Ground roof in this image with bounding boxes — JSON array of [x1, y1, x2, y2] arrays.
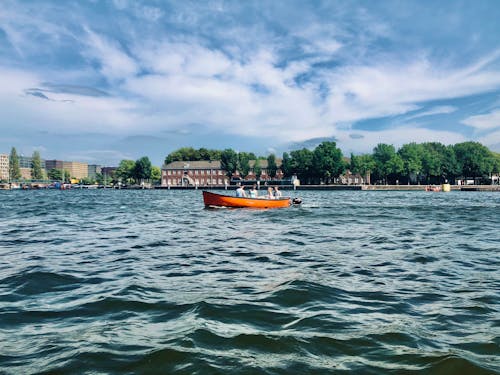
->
[[163, 160, 222, 169]]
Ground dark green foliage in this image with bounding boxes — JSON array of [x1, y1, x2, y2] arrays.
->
[[267, 154, 277, 178], [165, 147, 222, 164], [312, 142, 344, 183], [47, 169, 70, 182], [454, 142, 494, 178], [238, 152, 252, 178], [151, 166, 162, 183], [373, 144, 403, 184], [31, 151, 43, 180], [220, 149, 238, 177], [133, 156, 152, 182], [9, 147, 21, 180], [288, 148, 314, 183], [115, 160, 135, 183], [281, 152, 292, 177], [253, 159, 262, 179]]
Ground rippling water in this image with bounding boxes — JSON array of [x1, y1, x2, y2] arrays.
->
[[0, 189, 499, 374]]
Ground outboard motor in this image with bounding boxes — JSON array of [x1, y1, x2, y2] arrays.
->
[[292, 197, 302, 205]]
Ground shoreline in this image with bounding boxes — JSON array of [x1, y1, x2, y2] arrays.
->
[[2, 184, 499, 192]]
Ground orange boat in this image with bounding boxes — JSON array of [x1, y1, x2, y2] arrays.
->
[[203, 190, 291, 209]]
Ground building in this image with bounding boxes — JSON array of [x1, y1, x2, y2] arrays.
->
[[161, 161, 229, 187], [18, 156, 47, 180], [0, 154, 8, 181], [45, 160, 88, 179], [19, 155, 46, 170], [63, 162, 88, 179], [45, 160, 64, 170], [88, 164, 102, 179]]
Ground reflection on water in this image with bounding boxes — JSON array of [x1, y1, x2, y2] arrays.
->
[[0, 190, 499, 374]]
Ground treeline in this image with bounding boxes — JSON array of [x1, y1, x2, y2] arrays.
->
[[165, 141, 500, 185], [351, 142, 500, 184], [113, 157, 161, 184]]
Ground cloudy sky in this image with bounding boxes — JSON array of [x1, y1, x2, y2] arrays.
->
[[1, 0, 499, 166]]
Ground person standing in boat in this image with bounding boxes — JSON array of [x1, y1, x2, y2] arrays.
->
[[273, 186, 282, 198], [236, 184, 246, 197], [249, 185, 258, 198]]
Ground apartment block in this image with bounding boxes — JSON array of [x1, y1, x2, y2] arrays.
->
[[0, 154, 8, 181]]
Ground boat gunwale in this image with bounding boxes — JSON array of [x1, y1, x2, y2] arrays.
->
[[202, 190, 290, 202]]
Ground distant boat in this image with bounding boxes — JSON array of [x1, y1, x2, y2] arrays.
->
[[202, 190, 292, 209]]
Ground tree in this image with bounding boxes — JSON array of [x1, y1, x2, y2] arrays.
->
[[253, 159, 262, 179], [151, 166, 162, 184], [289, 148, 314, 183], [281, 152, 292, 177], [133, 156, 152, 182], [9, 147, 21, 180], [372, 144, 402, 184], [454, 142, 494, 179], [267, 154, 278, 178], [165, 147, 223, 164], [48, 169, 69, 182], [312, 141, 344, 184], [115, 160, 135, 183], [238, 152, 252, 178], [398, 143, 423, 183], [220, 149, 238, 177], [47, 168, 62, 181], [31, 151, 44, 180]]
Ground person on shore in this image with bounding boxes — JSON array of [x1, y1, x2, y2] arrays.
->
[[274, 186, 282, 198], [236, 184, 246, 197], [265, 187, 274, 199], [249, 184, 258, 198]]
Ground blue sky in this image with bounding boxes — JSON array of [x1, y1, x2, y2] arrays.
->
[[0, 0, 499, 166]]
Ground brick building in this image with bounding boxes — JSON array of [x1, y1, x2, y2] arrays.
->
[[162, 161, 229, 187]]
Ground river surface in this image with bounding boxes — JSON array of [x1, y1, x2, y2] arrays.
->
[[0, 189, 498, 374]]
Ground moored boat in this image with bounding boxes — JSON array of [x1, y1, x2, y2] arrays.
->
[[203, 190, 291, 208]]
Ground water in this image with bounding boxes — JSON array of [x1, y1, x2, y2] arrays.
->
[[0, 189, 498, 374]]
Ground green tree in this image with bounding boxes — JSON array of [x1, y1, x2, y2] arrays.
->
[[95, 173, 104, 185], [238, 152, 252, 178], [47, 168, 61, 181], [49, 169, 70, 182], [220, 149, 238, 177], [253, 159, 262, 179], [289, 148, 314, 184], [454, 141, 494, 179], [398, 143, 423, 183], [312, 141, 344, 184], [31, 151, 44, 180], [281, 152, 292, 177], [134, 156, 152, 182], [266, 154, 278, 178], [9, 147, 21, 180], [442, 145, 461, 183], [115, 160, 135, 183], [372, 144, 402, 184], [151, 166, 162, 183], [165, 147, 223, 164]]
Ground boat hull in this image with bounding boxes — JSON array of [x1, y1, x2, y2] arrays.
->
[[203, 191, 291, 208]]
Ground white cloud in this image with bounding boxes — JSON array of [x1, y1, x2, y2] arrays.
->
[[461, 109, 500, 130], [82, 28, 138, 81]]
